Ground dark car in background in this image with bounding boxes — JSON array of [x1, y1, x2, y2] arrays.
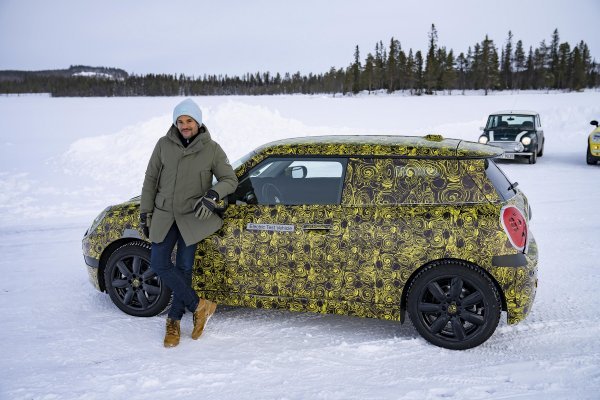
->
[[82, 134, 538, 350], [479, 110, 545, 164]]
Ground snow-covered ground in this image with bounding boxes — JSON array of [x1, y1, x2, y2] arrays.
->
[[0, 91, 599, 399]]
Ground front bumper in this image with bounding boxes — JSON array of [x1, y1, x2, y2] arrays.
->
[[488, 141, 535, 159], [83, 234, 102, 292], [496, 151, 533, 160]]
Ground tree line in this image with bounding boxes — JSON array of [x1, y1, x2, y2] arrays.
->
[[0, 26, 597, 97]]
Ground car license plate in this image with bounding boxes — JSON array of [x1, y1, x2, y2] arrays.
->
[[500, 153, 515, 160]]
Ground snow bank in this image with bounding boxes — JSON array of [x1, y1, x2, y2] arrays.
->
[[0, 92, 599, 400]]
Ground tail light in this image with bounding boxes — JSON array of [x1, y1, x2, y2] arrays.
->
[[500, 205, 528, 251]]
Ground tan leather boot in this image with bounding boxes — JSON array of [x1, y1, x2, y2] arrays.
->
[[192, 299, 217, 340], [164, 318, 181, 348]]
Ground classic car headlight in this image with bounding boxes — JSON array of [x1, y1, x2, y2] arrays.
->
[[521, 136, 532, 146], [86, 206, 110, 236], [479, 136, 489, 144]]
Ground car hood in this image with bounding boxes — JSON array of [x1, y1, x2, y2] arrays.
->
[[486, 128, 529, 141]]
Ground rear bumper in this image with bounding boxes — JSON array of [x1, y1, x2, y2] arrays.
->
[[492, 253, 527, 267], [491, 235, 538, 325]]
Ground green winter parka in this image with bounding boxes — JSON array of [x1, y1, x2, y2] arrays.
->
[[140, 125, 238, 246]]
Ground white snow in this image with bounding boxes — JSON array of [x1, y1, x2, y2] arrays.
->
[[0, 90, 599, 399]]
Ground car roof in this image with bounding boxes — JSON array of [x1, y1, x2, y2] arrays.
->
[[489, 110, 538, 116], [253, 135, 503, 159]]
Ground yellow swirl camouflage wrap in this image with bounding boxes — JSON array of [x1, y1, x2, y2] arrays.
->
[[82, 135, 536, 326]]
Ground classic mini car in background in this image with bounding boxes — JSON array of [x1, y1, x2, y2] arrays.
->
[[478, 110, 545, 164], [82, 134, 538, 350], [587, 120, 600, 165]]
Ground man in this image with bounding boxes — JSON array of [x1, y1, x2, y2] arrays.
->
[[140, 98, 238, 347]]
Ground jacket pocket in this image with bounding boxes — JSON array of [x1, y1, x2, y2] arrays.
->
[[200, 170, 213, 194], [154, 193, 167, 210]]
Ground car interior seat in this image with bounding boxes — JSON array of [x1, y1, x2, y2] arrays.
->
[[521, 121, 534, 129]]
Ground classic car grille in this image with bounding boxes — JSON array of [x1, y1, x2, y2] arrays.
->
[[488, 141, 524, 152]]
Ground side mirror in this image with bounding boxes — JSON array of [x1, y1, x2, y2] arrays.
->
[[591, 120, 599, 127], [285, 165, 308, 178]]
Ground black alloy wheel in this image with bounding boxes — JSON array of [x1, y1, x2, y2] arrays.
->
[[407, 261, 501, 350], [104, 242, 171, 317]]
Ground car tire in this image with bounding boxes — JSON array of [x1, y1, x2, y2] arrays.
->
[[587, 145, 597, 165], [528, 151, 537, 164], [104, 241, 171, 317], [537, 139, 544, 157], [407, 261, 501, 350]]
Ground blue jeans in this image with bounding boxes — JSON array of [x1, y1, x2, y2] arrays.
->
[[150, 223, 199, 320]]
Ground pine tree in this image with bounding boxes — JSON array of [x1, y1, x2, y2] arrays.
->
[[406, 49, 416, 94], [363, 53, 375, 93], [557, 42, 571, 89], [424, 24, 439, 94], [352, 45, 361, 94], [441, 49, 457, 93], [387, 38, 400, 92], [477, 35, 500, 94], [456, 52, 468, 94], [501, 31, 513, 89], [513, 40, 526, 89], [550, 29, 560, 88], [525, 46, 535, 89], [397, 47, 408, 90], [414, 50, 424, 94]]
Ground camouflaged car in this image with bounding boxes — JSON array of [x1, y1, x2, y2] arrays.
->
[[82, 134, 538, 350]]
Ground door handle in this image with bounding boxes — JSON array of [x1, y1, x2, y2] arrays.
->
[[302, 223, 333, 231]]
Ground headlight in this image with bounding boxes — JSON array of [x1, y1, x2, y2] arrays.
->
[[86, 206, 110, 235], [521, 136, 532, 146], [479, 136, 489, 144]]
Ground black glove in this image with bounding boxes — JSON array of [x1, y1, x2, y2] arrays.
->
[[140, 212, 151, 239], [193, 190, 219, 221]]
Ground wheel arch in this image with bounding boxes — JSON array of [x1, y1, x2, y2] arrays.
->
[[399, 258, 508, 323], [97, 238, 150, 292]]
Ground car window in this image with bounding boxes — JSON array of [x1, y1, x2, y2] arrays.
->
[[233, 158, 346, 205], [484, 159, 516, 201], [343, 158, 487, 205], [486, 114, 535, 129]]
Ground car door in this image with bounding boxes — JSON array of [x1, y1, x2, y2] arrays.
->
[[223, 157, 348, 304], [535, 114, 544, 153]]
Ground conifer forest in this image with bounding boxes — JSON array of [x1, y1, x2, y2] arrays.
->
[[1, 26, 597, 97]]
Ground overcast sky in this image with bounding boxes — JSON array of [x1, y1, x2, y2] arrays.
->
[[0, 0, 597, 77]]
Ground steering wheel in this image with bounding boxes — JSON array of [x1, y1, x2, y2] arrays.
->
[[261, 183, 285, 204]]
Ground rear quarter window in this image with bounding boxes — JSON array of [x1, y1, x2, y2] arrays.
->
[[342, 158, 487, 205], [483, 159, 516, 201]]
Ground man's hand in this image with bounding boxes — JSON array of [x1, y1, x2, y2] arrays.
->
[[194, 191, 219, 220], [140, 212, 151, 238]]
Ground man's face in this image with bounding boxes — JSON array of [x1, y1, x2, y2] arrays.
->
[[176, 115, 199, 139]]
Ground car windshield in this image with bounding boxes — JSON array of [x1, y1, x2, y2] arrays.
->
[[486, 114, 535, 130], [231, 150, 256, 171]]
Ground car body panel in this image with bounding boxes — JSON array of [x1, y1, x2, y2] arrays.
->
[[83, 135, 537, 326]]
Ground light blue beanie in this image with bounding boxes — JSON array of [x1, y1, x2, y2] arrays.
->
[[173, 98, 203, 126]]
